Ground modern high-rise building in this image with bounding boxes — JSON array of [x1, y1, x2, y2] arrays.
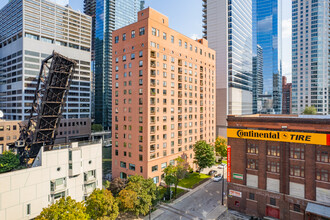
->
[[202, 0, 253, 137], [253, 45, 264, 114], [254, 0, 282, 114], [282, 76, 292, 114], [111, 8, 216, 181], [0, 0, 92, 121], [291, 0, 329, 115], [90, 0, 144, 130]]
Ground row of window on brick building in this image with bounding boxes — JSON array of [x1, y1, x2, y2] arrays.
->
[[246, 143, 330, 182]]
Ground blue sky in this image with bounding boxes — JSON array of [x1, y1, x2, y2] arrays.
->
[[0, 0, 292, 80]]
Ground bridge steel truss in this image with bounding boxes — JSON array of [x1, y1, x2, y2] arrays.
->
[[17, 52, 76, 164]]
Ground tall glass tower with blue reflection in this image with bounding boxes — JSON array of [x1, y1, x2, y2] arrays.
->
[[84, 0, 144, 130], [254, 0, 282, 114]]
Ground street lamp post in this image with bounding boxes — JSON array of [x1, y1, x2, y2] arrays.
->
[[222, 166, 224, 206]]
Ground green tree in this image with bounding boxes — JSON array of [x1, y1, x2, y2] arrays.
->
[[173, 156, 189, 197], [163, 165, 177, 199], [118, 175, 157, 216], [36, 196, 89, 220], [193, 140, 216, 173], [109, 177, 127, 196], [91, 124, 103, 132], [214, 136, 227, 162], [0, 151, 20, 173], [85, 189, 119, 220], [303, 106, 317, 115]]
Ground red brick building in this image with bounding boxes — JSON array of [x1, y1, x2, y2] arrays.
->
[[282, 76, 292, 115], [227, 115, 330, 220]]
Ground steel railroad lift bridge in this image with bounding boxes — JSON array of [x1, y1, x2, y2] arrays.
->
[[15, 52, 76, 167]]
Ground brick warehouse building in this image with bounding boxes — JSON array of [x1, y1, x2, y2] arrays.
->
[[227, 115, 330, 220], [111, 8, 216, 181]]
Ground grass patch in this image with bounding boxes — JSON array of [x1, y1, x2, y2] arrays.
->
[[178, 173, 210, 189], [158, 187, 186, 202]]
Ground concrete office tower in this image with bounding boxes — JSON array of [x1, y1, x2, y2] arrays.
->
[[0, 141, 102, 220], [0, 0, 92, 121], [282, 76, 292, 114], [253, 45, 264, 114], [111, 8, 216, 181], [92, 0, 145, 130], [203, 0, 253, 137], [255, 0, 282, 114], [291, 0, 329, 115]]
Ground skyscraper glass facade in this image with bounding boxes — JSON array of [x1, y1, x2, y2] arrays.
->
[[255, 0, 282, 114], [92, 0, 144, 130], [291, 0, 329, 115], [228, 0, 253, 93]]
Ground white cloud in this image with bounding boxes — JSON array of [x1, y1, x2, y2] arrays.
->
[[190, 33, 201, 40], [282, 18, 292, 39]]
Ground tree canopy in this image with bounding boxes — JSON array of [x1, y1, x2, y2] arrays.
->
[[303, 106, 317, 115], [91, 124, 103, 132], [36, 196, 89, 220], [118, 175, 157, 216], [85, 189, 119, 220], [109, 177, 127, 196], [214, 136, 227, 160], [193, 140, 216, 172], [0, 151, 20, 173]]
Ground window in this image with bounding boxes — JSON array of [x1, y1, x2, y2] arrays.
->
[[179, 39, 182, 46], [161, 162, 167, 169], [152, 27, 156, 36], [115, 36, 119, 43], [122, 33, 126, 41], [247, 143, 258, 154], [139, 155, 143, 161], [184, 42, 187, 49], [290, 165, 304, 177], [247, 159, 258, 170], [122, 55, 126, 61], [131, 30, 135, 38], [171, 35, 174, 43], [131, 53, 135, 60], [316, 169, 329, 182], [6, 125, 10, 131], [129, 163, 135, 171], [248, 193, 255, 200], [316, 150, 330, 163], [139, 27, 145, 36], [268, 145, 280, 157], [270, 198, 276, 206], [27, 204, 31, 215], [139, 51, 143, 57], [293, 204, 301, 212], [163, 32, 167, 40], [120, 161, 127, 168], [152, 165, 158, 172], [290, 146, 305, 160], [139, 61, 143, 67], [153, 176, 159, 184], [267, 161, 280, 173]]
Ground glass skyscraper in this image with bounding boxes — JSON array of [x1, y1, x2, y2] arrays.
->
[[84, 0, 144, 130], [254, 0, 282, 114], [203, 0, 253, 137], [291, 0, 329, 115]]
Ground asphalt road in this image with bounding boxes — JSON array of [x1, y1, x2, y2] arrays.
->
[[154, 180, 226, 220]]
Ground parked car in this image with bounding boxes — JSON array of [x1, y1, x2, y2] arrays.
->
[[208, 170, 217, 176], [218, 163, 227, 169], [213, 174, 223, 182]]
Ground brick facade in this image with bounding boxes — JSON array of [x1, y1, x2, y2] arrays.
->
[[227, 115, 330, 219]]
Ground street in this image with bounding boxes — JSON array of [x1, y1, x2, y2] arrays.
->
[[153, 178, 227, 220]]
